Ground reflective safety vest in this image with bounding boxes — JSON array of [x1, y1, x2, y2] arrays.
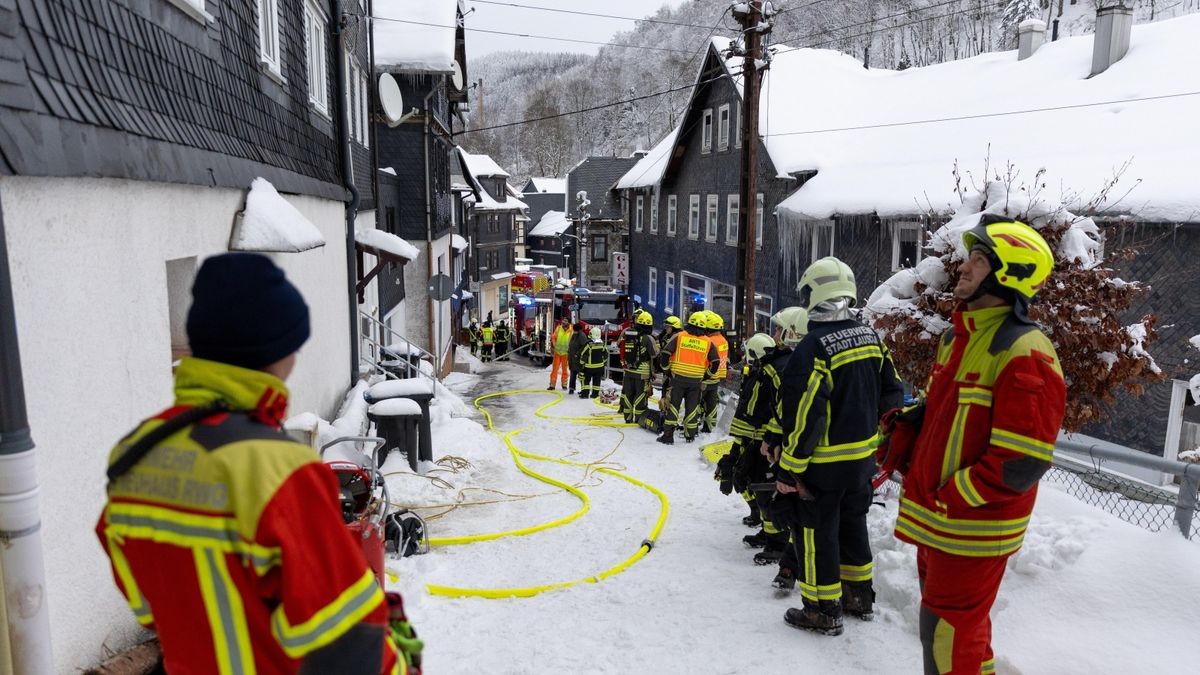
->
[[481, 327, 495, 345], [581, 341, 608, 369], [623, 330, 652, 375], [552, 326, 573, 355], [895, 306, 1066, 558], [96, 358, 398, 673], [703, 334, 730, 383], [670, 333, 711, 379]]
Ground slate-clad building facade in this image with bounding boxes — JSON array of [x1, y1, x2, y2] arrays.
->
[[566, 156, 636, 289]]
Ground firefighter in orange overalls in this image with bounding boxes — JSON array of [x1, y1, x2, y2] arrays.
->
[[547, 316, 574, 390], [895, 216, 1065, 675]]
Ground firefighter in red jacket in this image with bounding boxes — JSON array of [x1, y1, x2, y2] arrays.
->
[[895, 215, 1065, 675], [96, 254, 405, 674]]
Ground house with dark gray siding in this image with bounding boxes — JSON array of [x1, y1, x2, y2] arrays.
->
[[457, 149, 527, 324], [567, 156, 637, 289], [373, 0, 470, 372]]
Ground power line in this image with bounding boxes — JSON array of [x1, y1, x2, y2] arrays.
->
[[771, 0, 967, 46], [365, 14, 695, 54], [759, 91, 1200, 138], [455, 72, 738, 135], [772, 2, 993, 56], [470, 0, 717, 30]]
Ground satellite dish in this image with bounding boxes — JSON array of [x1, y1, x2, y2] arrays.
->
[[379, 73, 405, 127], [450, 60, 464, 91]]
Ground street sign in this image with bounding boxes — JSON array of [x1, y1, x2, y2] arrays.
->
[[428, 274, 454, 301], [611, 252, 628, 287]]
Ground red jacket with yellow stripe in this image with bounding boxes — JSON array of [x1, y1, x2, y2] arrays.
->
[[96, 358, 401, 674], [895, 305, 1066, 558]]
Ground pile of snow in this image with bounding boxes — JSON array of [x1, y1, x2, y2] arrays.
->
[[1189, 334, 1200, 404], [454, 345, 483, 374], [745, 14, 1200, 222], [284, 379, 377, 462], [374, 0, 458, 73], [356, 229, 420, 262], [229, 178, 325, 253], [450, 234, 468, 251]]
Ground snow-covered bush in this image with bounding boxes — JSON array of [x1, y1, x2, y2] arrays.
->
[[866, 161, 1164, 432]]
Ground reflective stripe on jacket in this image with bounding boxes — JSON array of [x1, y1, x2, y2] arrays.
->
[[774, 319, 904, 475], [666, 332, 715, 379], [581, 341, 608, 369], [703, 334, 730, 383], [96, 358, 396, 674], [481, 327, 495, 345], [895, 305, 1066, 558], [731, 347, 791, 442]]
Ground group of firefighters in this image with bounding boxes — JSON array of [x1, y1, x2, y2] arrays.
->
[[96, 215, 1064, 673], [709, 216, 1065, 675], [466, 320, 511, 362]]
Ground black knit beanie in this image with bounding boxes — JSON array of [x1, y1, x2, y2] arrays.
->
[[186, 253, 310, 370]]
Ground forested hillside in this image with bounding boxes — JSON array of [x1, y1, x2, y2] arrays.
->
[[458, 0, 1198, 182]]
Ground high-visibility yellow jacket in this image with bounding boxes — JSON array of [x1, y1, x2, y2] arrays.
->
[[481, 326, 495, 345], [552, 325, 573, 355], [96, 358, 400, 674], [895, 305, 1066, 558]]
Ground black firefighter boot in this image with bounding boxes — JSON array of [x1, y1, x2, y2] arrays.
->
[[841, 580, 875, 622], [752, 532, 789, 565], [742, 501, 762, 528], [656, 427, 675, 445], [784, 599, 844, 637]]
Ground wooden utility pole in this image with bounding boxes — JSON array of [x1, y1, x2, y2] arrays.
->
[[734, 1, 769, 341]]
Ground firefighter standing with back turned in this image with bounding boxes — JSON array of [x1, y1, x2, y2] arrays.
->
[[657, 312, 718, 444], [656, 315, 682, 419], [895, 215, 1065, 675], [699, 311, 730, 433], [96, 253, 406, 673], [765, 256, 903, 636]]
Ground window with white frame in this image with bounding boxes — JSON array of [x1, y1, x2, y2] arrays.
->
[[702, 109, 713, 153], [169, 0, 211, 22], [892, 222, 923, 271], [344, 51, 356, 141], [665, 271, 675, 312], [648, 268, 658, 307], [304, 1, 329, 114], [688, 195, 700, 239], [650, 193, 659, 234], [667, 195, 677, 236], [635, 195, 644, 233], [734, 106, 742, 148], [812, 221, 835, 261], [718, 103, 730, 150], [726, 194, 739, 244], [755, 193, 764, 248], [257, 0, 282, 76], [705, 195, 718, 242]]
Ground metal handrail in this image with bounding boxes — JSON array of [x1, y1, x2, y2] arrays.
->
[[1055, 437, 1200, 539], [358, 310, 438, 383]]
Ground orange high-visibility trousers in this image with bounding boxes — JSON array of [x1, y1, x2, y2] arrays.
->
[[549, 354, 570, 388], [917, 545, 1006, 675]]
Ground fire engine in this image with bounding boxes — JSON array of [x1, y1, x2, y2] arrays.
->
[[519, 285, 634, 369]]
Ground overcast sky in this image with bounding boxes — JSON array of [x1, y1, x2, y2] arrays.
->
[[464, 0, 694, 58]]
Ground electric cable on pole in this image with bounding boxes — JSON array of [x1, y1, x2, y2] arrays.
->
[[733, 1, 770, 342]]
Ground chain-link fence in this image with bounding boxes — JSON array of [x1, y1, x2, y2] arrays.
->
[[1044, 463, 1200, 540]]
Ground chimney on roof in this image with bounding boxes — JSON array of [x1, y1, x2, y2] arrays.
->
[[1091, 4, 1133, 77], [1017, 19, 1046, 61]]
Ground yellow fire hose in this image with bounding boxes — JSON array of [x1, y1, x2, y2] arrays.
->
[[422, 390, 670, 599]]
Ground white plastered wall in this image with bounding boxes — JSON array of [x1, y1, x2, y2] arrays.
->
[[0, 175, 352, 672]]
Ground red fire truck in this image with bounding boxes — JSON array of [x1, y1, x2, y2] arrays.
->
[[521, 286, 634, 368]]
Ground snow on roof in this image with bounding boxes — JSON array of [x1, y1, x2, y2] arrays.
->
[[355, 229, 420, 262], [491, 272, 514, 281], [526, 177, 566, 194], [768, 14, 1200, 223], [616, 125, 680, 189], [451, 234, 469, 251], [459, 150, 510, 178], [374, 0, 458, 73], [229, 178, 325, 253], [528, 211, 571, 237], [379, 167, 396, 175]]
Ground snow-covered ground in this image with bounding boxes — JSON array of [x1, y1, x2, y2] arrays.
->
[[378, 361, 1199, 674]]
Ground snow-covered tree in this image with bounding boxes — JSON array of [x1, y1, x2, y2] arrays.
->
[[866, 161, 1165, 431], [1002, 0, 1042, 31]]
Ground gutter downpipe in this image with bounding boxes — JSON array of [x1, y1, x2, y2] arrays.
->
[[424, 89, 438, 377], [0, 203, 54, 673], [334, 1, 361, 386]]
